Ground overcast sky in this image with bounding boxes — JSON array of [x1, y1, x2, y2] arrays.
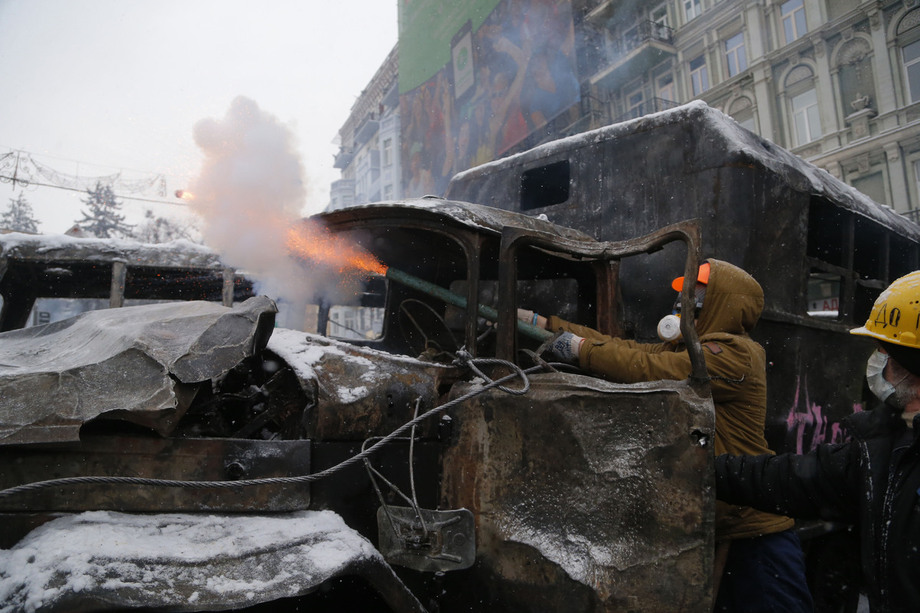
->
[[0, 0, 398, 234]]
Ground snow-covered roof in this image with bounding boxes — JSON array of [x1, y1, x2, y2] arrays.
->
[[449, 100, 920, 239], [317, 197, 596, 243], [0, 232, 227, 269]]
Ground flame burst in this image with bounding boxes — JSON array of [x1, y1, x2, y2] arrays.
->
[[285, 222, 387, 276]]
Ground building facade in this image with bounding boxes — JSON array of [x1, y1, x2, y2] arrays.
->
[[565, 0, 920, 222], [328, 45, 400, 212], [334, 1, 920, 223]]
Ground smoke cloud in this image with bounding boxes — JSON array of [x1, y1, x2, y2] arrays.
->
[[188, 96, 355, 328]]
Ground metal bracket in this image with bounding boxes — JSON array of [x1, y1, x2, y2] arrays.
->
[[376, 505, 475, 572]]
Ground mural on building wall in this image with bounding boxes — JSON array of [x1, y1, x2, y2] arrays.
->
[[398, 0, 580, 198]]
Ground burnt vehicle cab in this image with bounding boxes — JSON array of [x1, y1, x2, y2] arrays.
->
[[0, 231, 253, 331], [0, 203, 716, 612]]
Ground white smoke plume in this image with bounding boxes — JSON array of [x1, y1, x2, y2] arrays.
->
[[188, 96, 357, 328]]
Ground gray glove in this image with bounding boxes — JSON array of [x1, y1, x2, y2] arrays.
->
[[549, 331, 584, 363]]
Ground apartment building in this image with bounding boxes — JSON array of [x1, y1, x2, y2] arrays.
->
[[329, 45, 400, 212], [570, 0, 920, 221], [333, 1, 920, 222]]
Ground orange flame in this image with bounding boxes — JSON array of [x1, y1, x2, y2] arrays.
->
[[175, 190, 195, 200], [285, 222, 387, 276]]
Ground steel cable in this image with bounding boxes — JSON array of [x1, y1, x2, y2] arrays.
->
[[0, 355, 535, 500]]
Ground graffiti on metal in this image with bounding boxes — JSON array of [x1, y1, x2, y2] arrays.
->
[[785, 375, 864, 454]]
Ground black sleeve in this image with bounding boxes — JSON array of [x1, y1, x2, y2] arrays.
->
[[715, 443, 858, 524]]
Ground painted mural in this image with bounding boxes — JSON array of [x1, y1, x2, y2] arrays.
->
[[398, 0, 580, 198]]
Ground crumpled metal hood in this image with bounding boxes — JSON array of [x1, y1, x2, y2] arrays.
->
[[0, 296, 277, 445]]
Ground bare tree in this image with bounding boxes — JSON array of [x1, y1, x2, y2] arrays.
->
[[76, 181, 134, 238], [1, 192, 40, 233]]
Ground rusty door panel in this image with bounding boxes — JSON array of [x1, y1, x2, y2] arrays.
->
[[440, 373, 715, 613]]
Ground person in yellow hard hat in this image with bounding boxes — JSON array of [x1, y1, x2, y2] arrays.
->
[[715, 271, 920, 612], [520, 258, 813, 612]]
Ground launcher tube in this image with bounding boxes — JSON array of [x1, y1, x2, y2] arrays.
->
[[383, 267, 552, 342]]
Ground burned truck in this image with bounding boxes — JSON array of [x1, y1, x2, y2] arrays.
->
[[447, 100, 920, 456], [0, 205, 715, 612], [1, 101, 916, 611]]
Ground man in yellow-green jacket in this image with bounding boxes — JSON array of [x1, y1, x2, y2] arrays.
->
[[521, 259, 813, 612]]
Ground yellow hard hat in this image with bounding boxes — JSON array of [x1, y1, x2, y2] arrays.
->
[[850, 271, 920, 348]]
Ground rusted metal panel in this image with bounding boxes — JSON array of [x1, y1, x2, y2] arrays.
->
[[440, 373, 716, 613], [289, 332, 459, 441], [0, 435, 311, 513]]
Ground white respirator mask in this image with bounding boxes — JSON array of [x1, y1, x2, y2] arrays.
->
[[866, 349, 911, 409], [658, 285, 706, 342], [657, 314, 682, 342]]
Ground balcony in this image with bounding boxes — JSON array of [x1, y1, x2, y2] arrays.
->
[[354, 113, 380, 148], [333, 148, 355, 170], [584, 0, 645, 25], [590, 20, 676, 88], [614, 97, 680, 124]]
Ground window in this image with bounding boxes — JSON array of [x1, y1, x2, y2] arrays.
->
[[807, 272, 840, 318], [725, 32, 748, 77], [913, 159, 920, 201], [683, 0, 701, 22], [657, 72, 675, 102], [382, 137, 393, 167], [781, 0, 807, 44], [729, 96, 755, 132], [852, 172, 887, 205], [521, 161, 570, 210], [626, 86, 645, 118], [791, 88, 821, 146], [651, 3, 668, 27], [690, 55, 709, 96], [903, 39, 920, 103]]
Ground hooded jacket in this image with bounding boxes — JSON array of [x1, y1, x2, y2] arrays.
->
[[716, 408, 920, 612], [547, 258, 793, 540]]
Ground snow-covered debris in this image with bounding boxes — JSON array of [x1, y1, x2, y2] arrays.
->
[[0, 510, 398, 612], [0, 296, 277, 444]]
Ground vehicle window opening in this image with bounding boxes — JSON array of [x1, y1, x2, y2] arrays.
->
[[806, 271, 841, 319], [890, 234, 920, 280], [513, 243, 597, 350], [806, 199, 848, 267], [316, 226, 469, 359], [521, 160, 570, 210], [124, 267, 238, 302], [852, 216, 885, 280], [806, 199, 852, 322], [326, 276, 387, 340], [804, 198, 919, 324]]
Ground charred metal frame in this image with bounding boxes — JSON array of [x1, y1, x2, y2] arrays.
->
[[495, 219, 708, 384], [0, 235, 251, 331]]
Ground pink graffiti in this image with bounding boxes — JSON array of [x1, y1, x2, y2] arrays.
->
[[785, 375, 864, 454]]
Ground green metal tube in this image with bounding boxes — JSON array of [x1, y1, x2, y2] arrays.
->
[[383, 267, 552, 342]]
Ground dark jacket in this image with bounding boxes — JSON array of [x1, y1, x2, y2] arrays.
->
[[548, 259, 792, 540], [715, 408, 920, 612]]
